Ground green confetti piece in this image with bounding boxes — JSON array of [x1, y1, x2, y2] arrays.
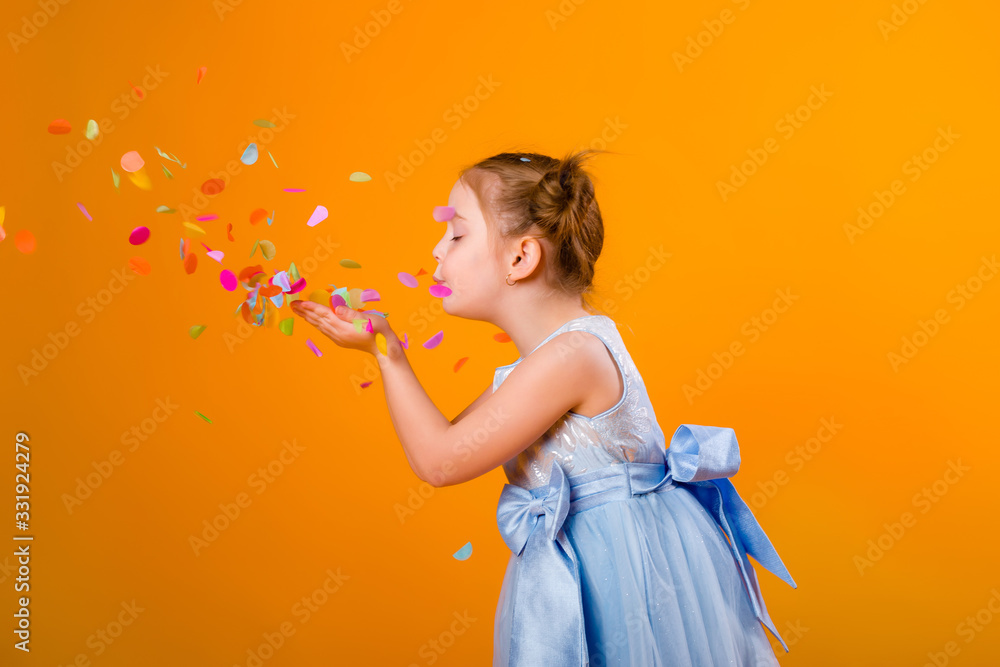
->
[[195, 411, 213, 424], [189, 324, 207, 339], [279, 318, 294, 335], [289, 262, 300, 282], [268, 151, 278, 168], [161, 163, 174, 179], [253, 119, 276, 128], [112, 168, 120, 190], [349, 171, 371, 182], [156, 205, 176, 213], [250, 239, 260, 258], [339, 259, 361, 269], [85, 119, 99, 140]]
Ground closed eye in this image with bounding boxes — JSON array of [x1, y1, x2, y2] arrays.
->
[[450, 236, 464, 243]]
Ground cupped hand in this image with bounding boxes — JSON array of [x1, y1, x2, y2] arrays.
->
[[289, 300, 391, 355]]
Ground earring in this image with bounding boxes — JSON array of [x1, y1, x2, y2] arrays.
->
[[505, 273, 517, 286]]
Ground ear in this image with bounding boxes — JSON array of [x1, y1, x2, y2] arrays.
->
[[510, 236, 543, 281]]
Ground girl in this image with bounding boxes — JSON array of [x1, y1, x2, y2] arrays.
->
[[290, 149, 797, 666]]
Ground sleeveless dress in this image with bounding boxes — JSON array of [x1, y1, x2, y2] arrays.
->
[[491, 315, 797, 667]]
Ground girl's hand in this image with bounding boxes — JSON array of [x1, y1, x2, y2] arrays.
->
[[289, 300, 393, 356]]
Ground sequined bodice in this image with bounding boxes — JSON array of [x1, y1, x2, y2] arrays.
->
[[493, 315, 667, 491]]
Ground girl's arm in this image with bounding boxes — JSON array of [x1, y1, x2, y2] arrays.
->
[[376, 327, 604, 488]]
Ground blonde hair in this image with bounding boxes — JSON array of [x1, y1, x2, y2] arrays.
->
[[457, 148, 615, 315]]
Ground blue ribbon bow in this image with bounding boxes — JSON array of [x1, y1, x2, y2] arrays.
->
[[495, 424, 797, 666]]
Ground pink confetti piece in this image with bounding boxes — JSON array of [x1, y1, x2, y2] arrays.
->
[[330, 294, 346, 309], [360, 381, 373, 388], [306, 205, 328, 227], [433, 206, 455, 222], [365, 318, 374, 333], [207, 250, 225, 262], [429, 284, 452, 297], [401, 333, 408, 349], [286, 277, 307, 294], [77, 202, 93, 221], [397, 272, 418, 288], [197, 214, 218, 221], [283, 188, 306, 193], [306, 338, 323, 357], [121, 150, 144, 173], [129, 226, 150, 245], [201, 242, 213, 251], [423, 330, 443, 349], [220, 269, 237, 291], [360, 288, 380, 302]]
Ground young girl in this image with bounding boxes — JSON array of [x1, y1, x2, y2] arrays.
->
[[290, 149, 797, 666]]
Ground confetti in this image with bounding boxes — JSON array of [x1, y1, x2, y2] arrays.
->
[[121, 150, 144, 172], [189, 325, 207, 339], [376, 332, 387, 355], [360, 289, 380, 302], [195, 411, 213, 423], [127, 169, 152, 191], [182, 222, 206, 236], [112, 168, 120, 190], [156, 206, 176, 213], [493, 332, 512, 343], [161, 163, 174, 179], [197, 214, 218, 221], [306, 205, 327, 227], [207, 250, 224, 263], [278, 318, 294, 335], [250, 209, 268, 225], [360, 381, 373, 389], [48, 118, 71, 134], [283, 188, 305, 193], [220, 269, 237, 291], [454, 357, 469, 372], [201, 179, 225, 195], [349, 172, 371, 182], [196, 66, 207, 84], [240, 142, 258, 165], [226, 223, 235, 241], [268, 151, 278, 168], [128, 80, 145, 100], [129, 226, 150, 245], [183, 251, 198, 275], [340, 259, 361, 269], [154, 146, 186, 167], [429, 284, 452, 297], [306, 339, 323, 357], [77, 202, 92, 221], [423, 330, 443, 349], [397, 272, 418, 288], [15, 230, 36, 254], [129, 256, 151, 275], [453, 542, 473, 560], [253, 119, 276, 128], [365, 318, 374, 333], [433, 206, 455, 222], [85, 119, 99, 140], [259, 240, 276, 260]]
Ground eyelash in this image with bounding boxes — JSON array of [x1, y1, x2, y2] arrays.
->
[[450, 236, 464, 243]]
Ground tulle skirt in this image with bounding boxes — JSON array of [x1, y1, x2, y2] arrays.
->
[[494, 483, 781, 667]]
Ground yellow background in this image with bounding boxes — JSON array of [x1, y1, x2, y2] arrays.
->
[[2, 0, 998, 664]]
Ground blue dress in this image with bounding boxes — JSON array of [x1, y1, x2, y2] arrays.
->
[[492, 315, 797, 666]]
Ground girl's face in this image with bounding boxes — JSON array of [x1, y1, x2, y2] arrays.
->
[[431, 179, 504, 321]]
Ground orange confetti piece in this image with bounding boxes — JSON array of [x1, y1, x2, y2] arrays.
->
[[47, 119, 71, 134], [494, 332, 512, 343], [129, 257, 151, 275], [128, 80, 145, 100], [201, 178, 225, 195], [196, 66, 207, 84], [249, 208, 268, 225], [226, 222, 235, 241], [453, 357, 469, 372], [183, 252, 198, 274], [15, 229, 36, 253]]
